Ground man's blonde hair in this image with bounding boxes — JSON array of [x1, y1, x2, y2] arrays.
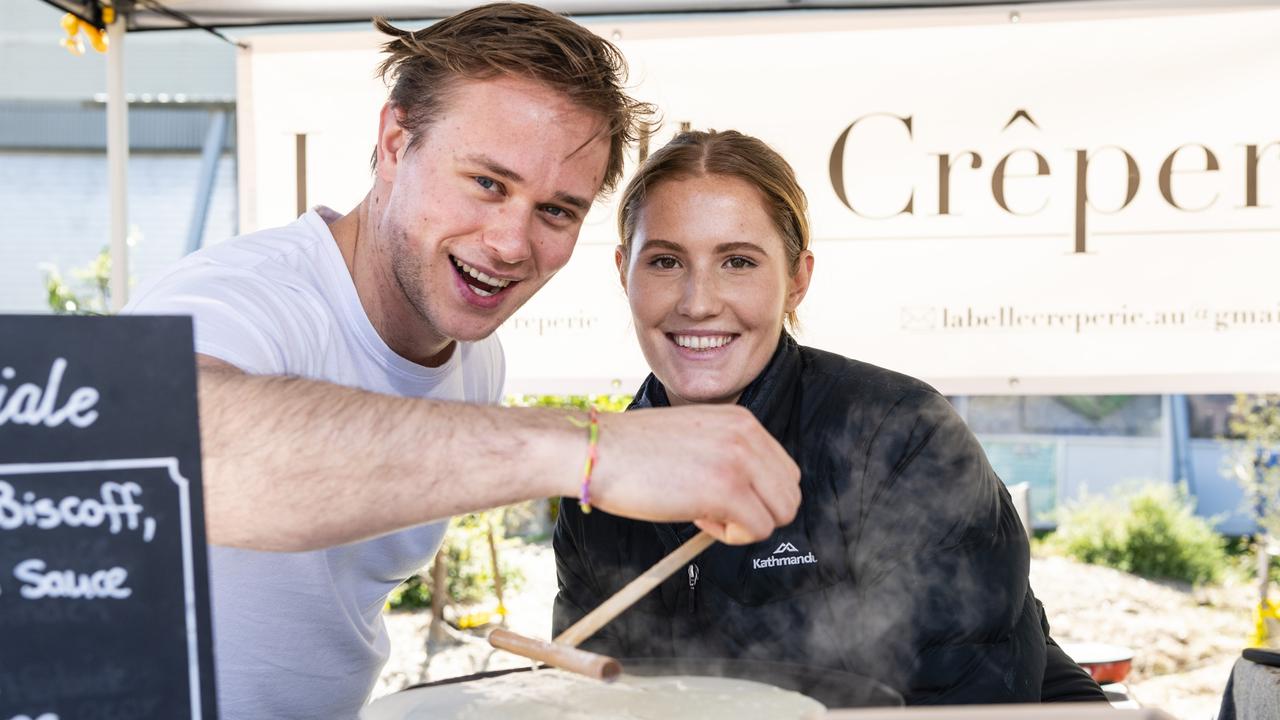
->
[[374, 3, 654, 194]]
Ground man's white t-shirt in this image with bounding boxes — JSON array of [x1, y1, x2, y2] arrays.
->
[[125, 207, 504, 719]]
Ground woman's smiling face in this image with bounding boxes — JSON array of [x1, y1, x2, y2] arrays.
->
[[620, 173, 812, 406]]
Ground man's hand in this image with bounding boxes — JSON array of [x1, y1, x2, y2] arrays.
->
[[587, 405, 801, 544]]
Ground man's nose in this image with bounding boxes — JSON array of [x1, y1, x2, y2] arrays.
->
[[484, 206, 534, 265]]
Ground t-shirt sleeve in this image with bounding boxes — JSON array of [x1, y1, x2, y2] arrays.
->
[[124, 264, 321, 376]]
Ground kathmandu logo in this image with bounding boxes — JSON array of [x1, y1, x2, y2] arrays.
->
[[752, 541, 817, 570]]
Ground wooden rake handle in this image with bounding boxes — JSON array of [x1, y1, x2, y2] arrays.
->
[[487, 531, 716, 681], [555, 530, 716, 648], [488, 628, 622, 681]]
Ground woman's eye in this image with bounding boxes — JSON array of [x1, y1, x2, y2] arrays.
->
[[475, 176, 498, 192], [650, 256, 680, 270], [726, 256, 757, 270]]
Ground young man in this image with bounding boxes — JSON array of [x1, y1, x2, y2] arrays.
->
[[124, 4, 800, 717]]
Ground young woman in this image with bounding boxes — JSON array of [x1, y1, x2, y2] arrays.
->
[[552, 130, 1105, 705]]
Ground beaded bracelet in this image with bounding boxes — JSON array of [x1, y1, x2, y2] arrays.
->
[[572, 407, 600, 513]]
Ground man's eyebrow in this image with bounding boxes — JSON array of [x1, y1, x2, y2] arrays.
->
[[553, 191, 592, 213], [464, 154, 591, 213], [466, 154, 525, 184]]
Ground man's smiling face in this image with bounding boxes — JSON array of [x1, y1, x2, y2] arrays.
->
[[374, 74, 611, 350]]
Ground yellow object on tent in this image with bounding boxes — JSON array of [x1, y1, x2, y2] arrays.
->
[[58, 12, 110, 56]]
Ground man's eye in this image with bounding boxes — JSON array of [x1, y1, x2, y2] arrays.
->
[[726, 256, 757, 269], [475, 176, 498, 191], [542, 205, 571, 220]]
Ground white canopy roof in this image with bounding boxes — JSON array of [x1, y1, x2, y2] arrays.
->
[[42, 0, 1053, 31]]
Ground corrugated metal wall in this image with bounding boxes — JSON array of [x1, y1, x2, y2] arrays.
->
[[0, 100, 236, 151], [0, 75, 239, 312]]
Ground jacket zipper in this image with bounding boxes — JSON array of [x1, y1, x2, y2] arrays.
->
[[687, 563, 699, 613]]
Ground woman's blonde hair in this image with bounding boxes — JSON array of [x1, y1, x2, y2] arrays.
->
[[618, 130, 811, 327]]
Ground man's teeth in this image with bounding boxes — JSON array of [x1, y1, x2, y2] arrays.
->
[[467, 285, 494, 297], [673, 335, 734, 350], [452, 257, 511, 289]]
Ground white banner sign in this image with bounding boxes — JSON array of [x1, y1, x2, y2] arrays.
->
[[238, 2, 1280, 395]]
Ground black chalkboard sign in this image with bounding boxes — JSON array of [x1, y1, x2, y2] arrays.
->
[[0, 315, 217, 720]]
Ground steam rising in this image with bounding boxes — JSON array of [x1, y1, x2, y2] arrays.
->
[[553, 351, 1046, 706]]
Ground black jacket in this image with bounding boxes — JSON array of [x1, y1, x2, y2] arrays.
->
[[553, 335, 1104, 705]]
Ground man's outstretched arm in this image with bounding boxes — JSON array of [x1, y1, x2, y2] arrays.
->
[[197, 355, 801, 552]]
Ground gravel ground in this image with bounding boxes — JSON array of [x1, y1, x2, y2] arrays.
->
[[372, 542, 559, 699], [1030, 554, 1255, 720], [374, 543, 1258, 719]]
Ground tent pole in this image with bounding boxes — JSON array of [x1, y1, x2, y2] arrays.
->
[[107, 15, 129, 312]]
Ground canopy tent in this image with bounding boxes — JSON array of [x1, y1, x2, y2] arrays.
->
[[34, 0, 1068, 312], [42, 0, 1055, 31], [25, 0, 1065, 322]]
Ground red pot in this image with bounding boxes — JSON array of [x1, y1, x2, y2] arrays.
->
[[1059, 642, 1135, 684]]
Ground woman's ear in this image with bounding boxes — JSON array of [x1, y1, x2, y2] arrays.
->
[[615, 245, 629, 293], [375, 102, 408, 184], [786, 250, 815, 314]]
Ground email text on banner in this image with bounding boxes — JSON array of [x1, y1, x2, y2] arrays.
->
[[899, 303, 1280, 334]]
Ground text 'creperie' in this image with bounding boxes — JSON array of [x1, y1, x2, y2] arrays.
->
[[828, 111, 1279, 253]]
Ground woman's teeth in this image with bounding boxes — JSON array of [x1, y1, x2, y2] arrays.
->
[[673, 334, 734, 350]]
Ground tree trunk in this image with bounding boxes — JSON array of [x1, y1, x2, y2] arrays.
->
[[428, 549, 448, 646]]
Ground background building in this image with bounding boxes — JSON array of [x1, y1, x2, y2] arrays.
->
[[0, 0, 236, 312]]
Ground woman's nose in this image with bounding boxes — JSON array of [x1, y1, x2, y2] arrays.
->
[[676, 269, 722, 319]]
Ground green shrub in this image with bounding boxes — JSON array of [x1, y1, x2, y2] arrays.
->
[[386, 573, 433, 611], [1047, 483, 1226, 584], [41, 246, 113, 315]]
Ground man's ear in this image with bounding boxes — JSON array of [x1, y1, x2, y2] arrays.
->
[[615, 245, 629, 293], [375, 102, 408, 184], [786, 250, 815, 314]]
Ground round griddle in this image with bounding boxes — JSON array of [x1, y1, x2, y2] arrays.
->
[[396, 657, 903, 709]]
